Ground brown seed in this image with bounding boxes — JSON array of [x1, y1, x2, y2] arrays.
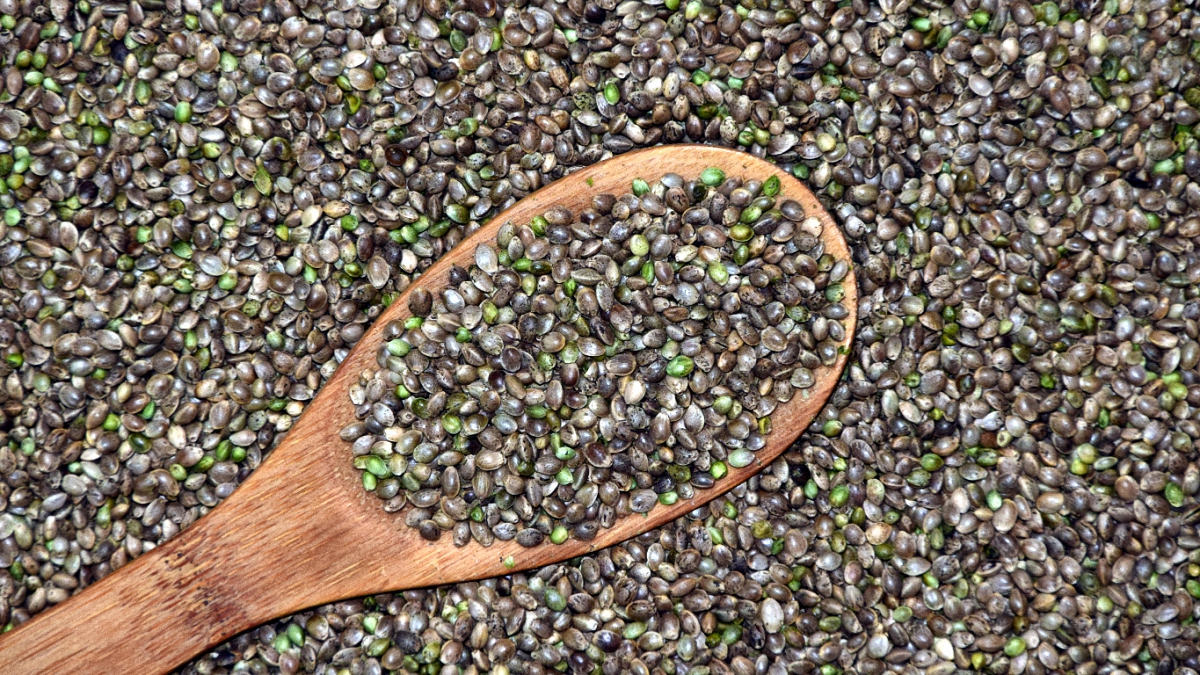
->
[[1115, 476, 1139, 501], [992, 501, 1017, 532], [1035, 492, 1064, 513]]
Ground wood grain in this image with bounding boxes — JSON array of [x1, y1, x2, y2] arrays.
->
[[0, 145, 857, 675]]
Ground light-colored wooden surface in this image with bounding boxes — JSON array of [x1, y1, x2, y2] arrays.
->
[[0, 145, 858, 674]]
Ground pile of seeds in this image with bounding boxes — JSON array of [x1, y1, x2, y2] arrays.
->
[[343, 169, 849, 546], [0, 0, 1199, 672]]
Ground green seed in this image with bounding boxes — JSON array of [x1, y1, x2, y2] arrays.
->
[[446, 203, 468, 223], [728, 449, 754, 468], [624, 622, 647, 640], [603, 80, 620, 104], [174, 101, 193, 124], [530, 215, 548, 235], [218, 52, 238, 71], [273, 632, 293, 654], [1166, 483, 1184, 508], [631, 178, 650, 196], [667, 355, 694, 377], [1153, 158, 1176, 174], [732, 244, 750, 266], [1004, 638, 1026, 657], [364, 456, 390, 478], [549, 526, 569, 545], [710, 461, 727, 479], [1040, 2, 1059, 23], [906, 469, 931, 487], [830, 485, 848, 507], [253, 162, 272, 195], [708, 261, 729, 284], [751, 520, 772, 539], [666, 466, 691, 484], [700, 167, 725, 186], [713, 396, 733, 415], [874, 542, 894, 560], [287, 623, 305, 647], [986, 491, 1002, 510], [762, 175, 781, 197], [216, 272, 238, 291]]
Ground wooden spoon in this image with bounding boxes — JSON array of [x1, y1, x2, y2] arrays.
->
[[0, 145, 857, 674]]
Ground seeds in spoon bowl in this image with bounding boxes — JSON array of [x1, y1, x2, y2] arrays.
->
[[342, 169, 848, 547]]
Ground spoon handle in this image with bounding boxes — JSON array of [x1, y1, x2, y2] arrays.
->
[[0, 440, 353, 675], [0, 513, 250, 674]]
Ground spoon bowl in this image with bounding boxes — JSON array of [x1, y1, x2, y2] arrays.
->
[[0, 145, 856, 675]]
